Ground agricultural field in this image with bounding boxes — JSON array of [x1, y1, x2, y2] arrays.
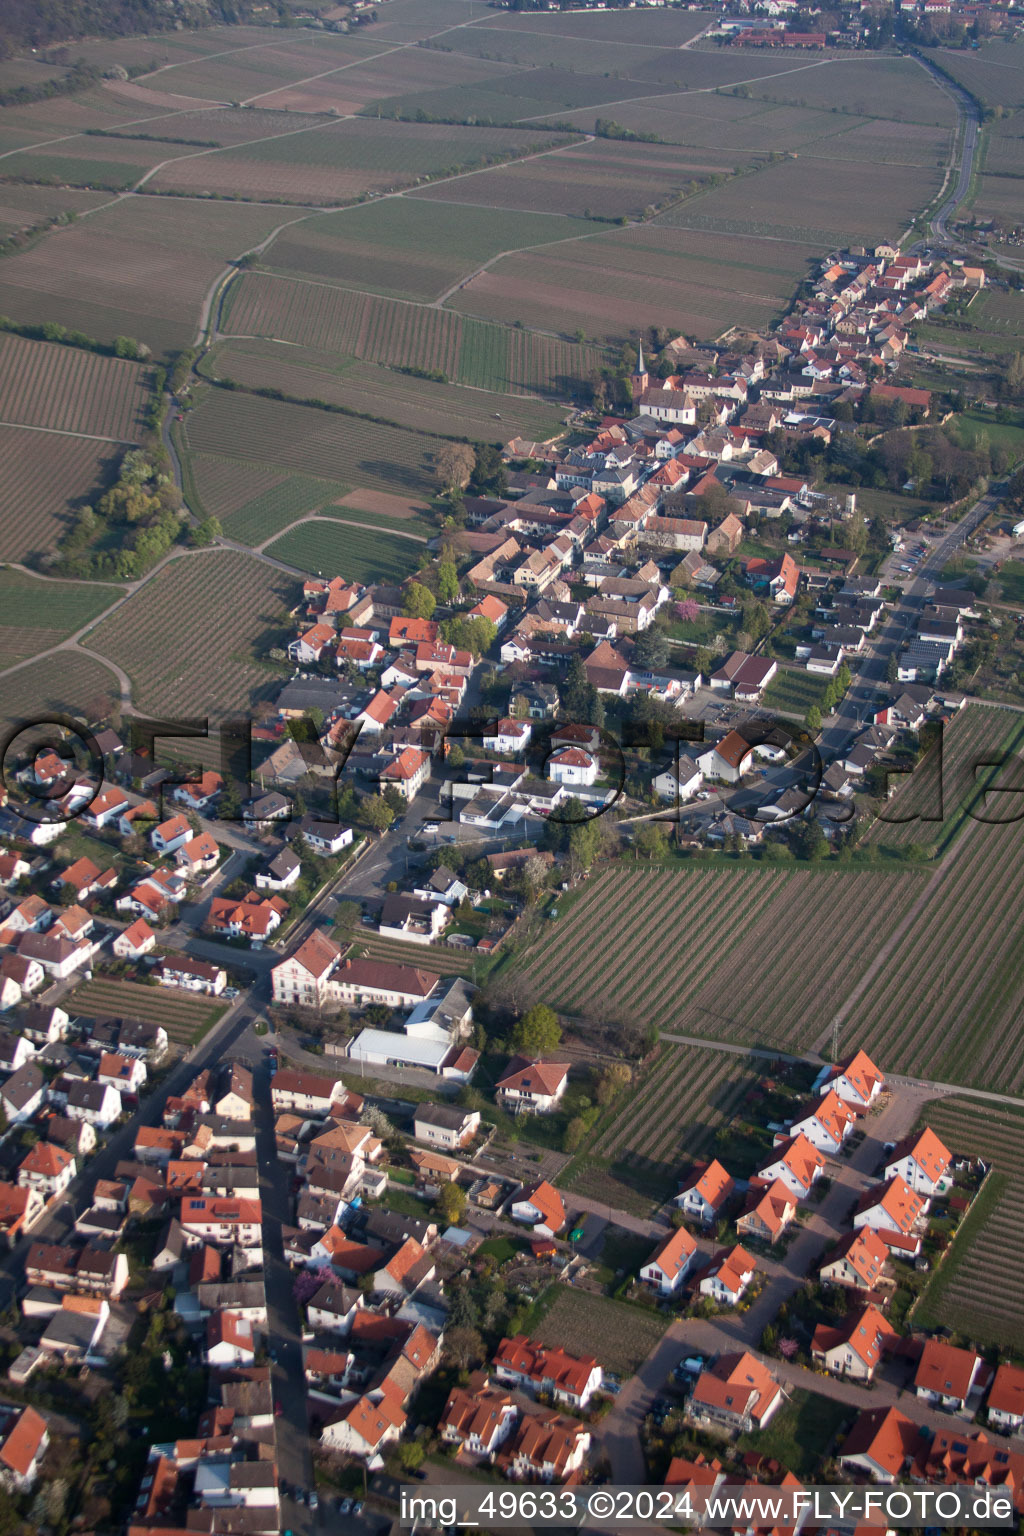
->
[[0, 195, 289, 359], [115, 31, 380, 106], [148, 119, 571, 204], [264, 517, 423, 586], [183, 387, 438, 500], [932, 41, 1024, 112], [353, 933, 485, 979], [0, 569, 125, 665], [205, 338, 567, 443], [0, 185, 112, 239], [911, 1098, 1024, 1351], [0, 650, 118, 734], [562, 1043, 760, 1216], [864, 703, 1024, 853], [223, 270, 603, 395], [0, 426, 119, 563], [67, 975, 227, 1050], [263, 199, 598, 303], [515, 863, 925, 1057], [656, 154, 939, 249], [257, 45, 514, 115], [88, 549, 294, 717], [446, 220, 809, 342], [842, 812, 1024, 1090], [411, 137, 731, 220], [530, 1288, 669, 1378], [0, 334, 152, 439]]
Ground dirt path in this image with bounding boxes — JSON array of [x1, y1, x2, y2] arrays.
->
[[0, 419, 135, 445], [251, 510, 428, 554]]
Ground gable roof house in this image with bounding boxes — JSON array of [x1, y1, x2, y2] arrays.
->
[[510, 1180, 564, 1240], [755, 1133, 825, 1200], [820, 1048, 884, 1110], [495, 1057, 569, 1115], [987, 1363, 1024, 1434], [689, 1352, 782, 1434], [736, 1179, 797, 1246], [853, 1176, 928, 1258], [812, 1304, 895, 1381], [819, 1227, 890, 1293], [640, 1226, 698, 1295], [696, 1245, 757, 1307], [884, 1126, 952, 1196], [493, 1336, 603, 1410], [839, 1406, 919, 1484], [440, 1372, 518, 1460], [780, 1088, 856, 1156], [675, 1160, 735, 1225], [914, 1339, 984, 1412]]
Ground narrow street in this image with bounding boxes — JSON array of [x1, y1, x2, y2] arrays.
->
[[254, 1060, 316, 1536]]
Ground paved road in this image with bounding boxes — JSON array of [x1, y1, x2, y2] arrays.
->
[[254, 1059, 316, 1536], [816, 483, 1002, 768]]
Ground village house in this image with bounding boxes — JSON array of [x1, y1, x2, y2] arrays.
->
[[736, 1179, 797, 1245], [756, 1134, 824, 1200], [853, 1176, 928, 1258], [697, 1245, 757, 1307], [510, 1180, 564, 1240], [780, 1088, 856, 1156], [675, 1160, 735, 1224], [689, 1352, 782, 1434], [839, 1406, 919, 1484], [498, 1409, 590, 1484], [493, 1336, 603, 1410], [819, 1227, 890, 1292], [819, 1048, 884, 1109], [914, 1339, 984, 1412], [812, 1305, 895, 1382], [112, 917, 156, 960], [640, 1226, 698, 1295], [412, 1102, 479, 1151], [495, 1057, 569, 1115], [884, 1126, 952, 1196], [987, 1363, 1024, 1434], [440, 1373, 518, 1460]]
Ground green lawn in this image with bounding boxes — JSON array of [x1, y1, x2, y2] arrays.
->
[[0, 567, 125, 630], [263, 518, 424, 585], [998, 561, 1024, 605], [952, 410, 1024, 461], [762, 667, 830, 715], [737, 1388, 853, 1477]]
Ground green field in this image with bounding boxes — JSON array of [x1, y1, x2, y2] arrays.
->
[[264, 518, 424, 585], [182, 388, 437, 500], [0, 568, 124, 630], [737, 1390, 852, 1478], [762, 668, 831, 716], [999, 561, 1024, 605], [204, 338, 567, 443], [265, 198, 599, 303]]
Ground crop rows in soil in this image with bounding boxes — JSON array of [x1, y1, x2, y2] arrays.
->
[[0, 333, 150, 439]]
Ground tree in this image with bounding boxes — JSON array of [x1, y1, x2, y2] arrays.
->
[[886, 654, 898, 685], [472, 443, 509, 497], [398, 1441, 426, 1473], [435, 441, 475, 495], [511, 1003, 561, 1056], [632, 624, 670, 671], [444, 1324, 486, 1370], [447, 742, 465, 769], [563, 1116, 587, 1153], [403, 582, 436, 620], [565, 813, 599, 871], [437, 558, 460, 605], [633, 822, 667, 860], [437, 1181, 467, 1225], [441, 615, 495, 658], [805, 704, 822, 734], [361, 795, 394, 832], [334, 900, 361, 932]]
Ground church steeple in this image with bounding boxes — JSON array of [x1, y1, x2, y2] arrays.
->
[[631, 337, 649, 400]]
